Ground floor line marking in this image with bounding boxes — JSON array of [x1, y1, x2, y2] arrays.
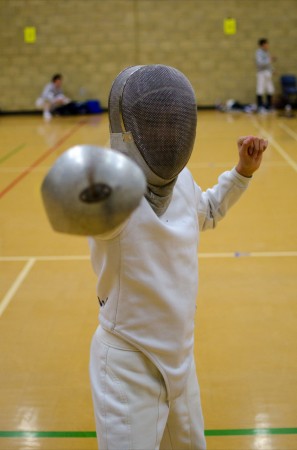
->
[[251, 118, 297, 172], [200, 251, 297, 258], [0, 255, 90, 261], [278, 122, 297, 141], [188, 161, 288, 169], [0, 251, 296, 262], [205, 427, 297, 436], [0, 258, 35, 317], [0, 161, 288, 173], [0, 427, 297, 438], [0, 143, 26, 165], [0, 120, 86, 199], [0, 167, 57, 173]]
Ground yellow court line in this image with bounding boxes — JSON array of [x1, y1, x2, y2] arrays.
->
[[251, 118, 297, 172], [0, 161, 289, 173], [0, 258, 35, 317], [1, 253, 295, 317], [188, 161, 288, 169], [0, 255, 90, 261], [1, 252, 296, 262], [278, 122, 297, 141], [199, 251, 297, 258], [0, 167, 53, 173]]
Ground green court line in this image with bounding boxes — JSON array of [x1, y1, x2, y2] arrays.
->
[[0, 144, 26, 164], [0, 428, 296, 438], [0, 431, 95, 438], [204, 428, 297, 436]]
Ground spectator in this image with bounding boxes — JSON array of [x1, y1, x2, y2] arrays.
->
[[36, 73, 71, 121], [255, 38, 275, 113]]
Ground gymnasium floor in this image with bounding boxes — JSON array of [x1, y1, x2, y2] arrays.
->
[[0, 110, 296, 450]]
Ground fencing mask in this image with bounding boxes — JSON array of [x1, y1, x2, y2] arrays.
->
[[108, 64, 197, 216]]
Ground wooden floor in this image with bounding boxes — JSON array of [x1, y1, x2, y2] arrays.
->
[[0, 111, 296, 450]]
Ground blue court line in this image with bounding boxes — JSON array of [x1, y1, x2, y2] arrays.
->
[[0, 428, 296, 438], [0, 144, 26, 164]]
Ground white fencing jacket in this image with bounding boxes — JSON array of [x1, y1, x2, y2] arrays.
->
[[88, 167, 250, 400]]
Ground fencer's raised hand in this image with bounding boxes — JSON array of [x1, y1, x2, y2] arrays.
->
[[236, 135, 268, 178]]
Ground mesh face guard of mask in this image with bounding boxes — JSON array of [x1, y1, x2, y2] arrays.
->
[[108, 64, 197, 215]]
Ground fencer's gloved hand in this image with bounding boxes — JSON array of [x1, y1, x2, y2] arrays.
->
[[41, 145, 146, 236]]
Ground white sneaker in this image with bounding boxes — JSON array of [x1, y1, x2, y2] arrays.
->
[[258, 107, 268, 115], [43, 110, 52, 122]]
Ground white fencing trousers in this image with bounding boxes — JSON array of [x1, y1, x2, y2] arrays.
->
[[90, 326, 206, 450], [256, 70, 274, 95]]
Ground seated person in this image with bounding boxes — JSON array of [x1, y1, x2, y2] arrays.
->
[[36, 73, 73, 121]]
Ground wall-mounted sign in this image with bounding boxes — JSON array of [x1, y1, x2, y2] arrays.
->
[[224, 18, 236, 35], [24, 27, 36, 43]]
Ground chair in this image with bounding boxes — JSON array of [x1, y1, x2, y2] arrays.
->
[[280, 75, 297, 107]]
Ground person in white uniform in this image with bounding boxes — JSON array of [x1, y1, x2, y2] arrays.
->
[[86, 65, 268, 450], [36, 73, 71, 121], [255, 38, 275, 112], [41, 64, 268, 450]]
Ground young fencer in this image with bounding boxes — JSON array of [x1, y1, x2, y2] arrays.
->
[[42, 64, 268, 450]]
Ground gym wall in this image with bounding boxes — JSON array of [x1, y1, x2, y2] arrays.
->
[[0, 0, 296, 111]]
